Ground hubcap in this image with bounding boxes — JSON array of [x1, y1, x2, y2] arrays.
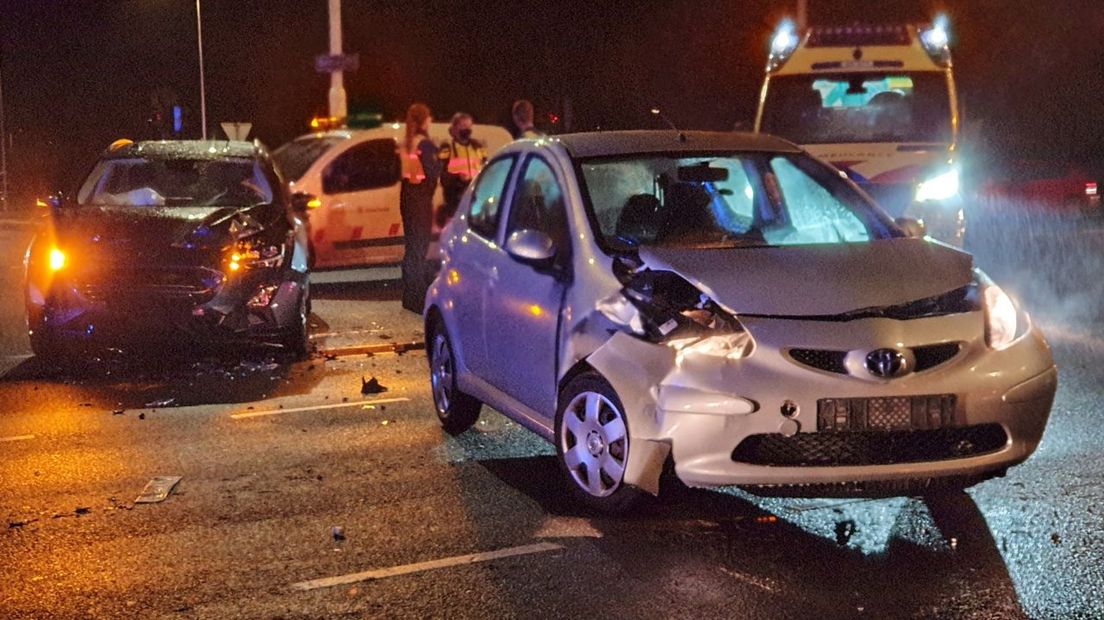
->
[[560, 391, 628, 498], [430, 332, 453, 416]]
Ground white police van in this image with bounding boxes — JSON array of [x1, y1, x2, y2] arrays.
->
[[756, 16, 964, 245], [275, 122, 512, 269]]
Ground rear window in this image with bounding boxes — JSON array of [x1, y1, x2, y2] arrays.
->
[[273, 137, 346, 182]]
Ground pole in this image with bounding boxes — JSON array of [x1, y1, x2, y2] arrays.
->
[[196, 0, 208, 140], [327, 0, 347, 119], [796, 0, 808, 31], [0, 49, 8, 211]]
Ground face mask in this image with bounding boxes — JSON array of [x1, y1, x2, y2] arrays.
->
[[458, 128, 472, 141]]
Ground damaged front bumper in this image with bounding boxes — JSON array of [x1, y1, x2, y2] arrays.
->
[[587, 312, 1056, 495], [27, 266, 307, 347]]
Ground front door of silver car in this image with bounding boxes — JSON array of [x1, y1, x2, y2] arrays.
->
[[483, 155, 571, 416], [447, 155, 518, 377]]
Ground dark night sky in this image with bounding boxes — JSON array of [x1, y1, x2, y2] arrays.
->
[[1, 0, 1102, 204]]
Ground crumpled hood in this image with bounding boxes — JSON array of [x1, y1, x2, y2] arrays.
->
[[54, 205, 261, 250], [637, 238, 973, 317]]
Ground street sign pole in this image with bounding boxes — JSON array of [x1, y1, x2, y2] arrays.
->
[[0, 48, 8, 211], [196, 0, 208, 140], [328, 0, 347, 120]]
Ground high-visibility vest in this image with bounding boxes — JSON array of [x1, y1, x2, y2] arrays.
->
[[401, 135, 428, 184], [439, 140, 486, 179]]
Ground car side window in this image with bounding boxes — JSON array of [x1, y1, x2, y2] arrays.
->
[[506, 156, 568, 250], [322, 139, 401, 195], [468, 156, 515, 239]]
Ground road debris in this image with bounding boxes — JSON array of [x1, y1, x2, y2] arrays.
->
[[138, 412, 146, 420], [8, 518, 38, 529], [331, 526, 346, 541], [361, 376, 388, 394], [135, 476, 183, 504], [144, 397, 176, 408], [112, 409, 125, 416]]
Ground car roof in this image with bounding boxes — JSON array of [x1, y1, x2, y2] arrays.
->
[[552, 130, 802, 158], [102, 140, 263, 160]]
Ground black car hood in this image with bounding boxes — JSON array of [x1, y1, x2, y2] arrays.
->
[[637, 238, 974, 317], [54, 204, 264, 250]]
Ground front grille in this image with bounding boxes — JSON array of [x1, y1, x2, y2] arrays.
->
[[77, 268, 223, 304], [731, 424, 1008, 467], [912, 342, 962, 372], [788, 348, 848, 374], [818, 395, 957, 431]]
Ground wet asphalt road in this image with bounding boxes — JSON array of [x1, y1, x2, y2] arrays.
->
[[1, 210, 1103, 619]]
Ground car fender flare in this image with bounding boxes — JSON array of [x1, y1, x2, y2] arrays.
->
[[584, 332, 675, 495]]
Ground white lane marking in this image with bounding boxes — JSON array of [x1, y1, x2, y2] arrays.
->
[[230, 398, 411, 419], [719, 566, 781, 593], [0, 435, 35, 443], [290, 542, 563, 591]]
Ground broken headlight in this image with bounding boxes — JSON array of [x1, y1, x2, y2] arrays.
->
[[598, 269, 746, 348], [226, 214, 286, 271]]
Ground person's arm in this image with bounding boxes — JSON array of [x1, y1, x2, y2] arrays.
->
[[419, 138, 441, 184]]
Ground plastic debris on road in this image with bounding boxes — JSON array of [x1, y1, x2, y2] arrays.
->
[[135, 476, 183, 504], [144, 397, 176, 408], [361, 376, 388, 394]]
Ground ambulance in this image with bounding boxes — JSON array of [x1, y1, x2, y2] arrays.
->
[[755, 16, 964, 245], [274, 121, 512, 269]]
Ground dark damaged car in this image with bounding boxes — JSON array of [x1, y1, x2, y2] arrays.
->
[[25, 140, 311, 360]]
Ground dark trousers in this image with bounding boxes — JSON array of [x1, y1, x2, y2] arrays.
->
[[399, 180, 434, 313]]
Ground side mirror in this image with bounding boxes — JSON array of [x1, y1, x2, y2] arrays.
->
[[46, 192, 66, 210], [896, 217, 927, 239], [291, 192, 318, 214], [505, 229, 556, 268]]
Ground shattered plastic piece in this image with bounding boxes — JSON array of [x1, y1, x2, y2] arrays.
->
[[834, 520, 856, 545], [378, 333, 392, 340], [135, 476, 183, 504], [361, 376, 388, 394], [75, 507, 91, 515], [8, 518, 37, 529], [144, 398, 176, 408], [331, 526, 346, 541], [112, 409, 125, 416], [324, 353, 339, 361]]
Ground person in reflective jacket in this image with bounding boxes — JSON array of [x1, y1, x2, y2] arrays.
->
[[399, 102, 440, 312], [437, 112, 487, 225]]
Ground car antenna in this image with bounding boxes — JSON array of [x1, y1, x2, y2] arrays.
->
[[651, 108, 686, 143]]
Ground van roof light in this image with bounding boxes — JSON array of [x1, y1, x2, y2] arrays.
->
[[919, 13, 952, 67], [768, 19, 799, 71]]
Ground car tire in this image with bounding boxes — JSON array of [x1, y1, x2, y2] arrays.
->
[[427, 319, 481, 435], [282, 285, 310, 360], [555, 371, 645, 513]]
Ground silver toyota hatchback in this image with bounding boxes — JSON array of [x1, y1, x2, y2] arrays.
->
[[423, 131, 1057, 512]]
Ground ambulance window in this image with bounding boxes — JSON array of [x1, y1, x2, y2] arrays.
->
[[322, 139, 401, 195], [468, 156, 516, 240]]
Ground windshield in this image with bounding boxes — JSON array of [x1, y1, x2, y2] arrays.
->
[[578, 152, 898, 250], [273, 137, 346, 182], [760, 72, 953, 144], [77, 157, 273, 207]]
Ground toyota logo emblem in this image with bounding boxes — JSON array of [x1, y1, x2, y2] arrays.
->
[[865, 348, 909, 378]]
